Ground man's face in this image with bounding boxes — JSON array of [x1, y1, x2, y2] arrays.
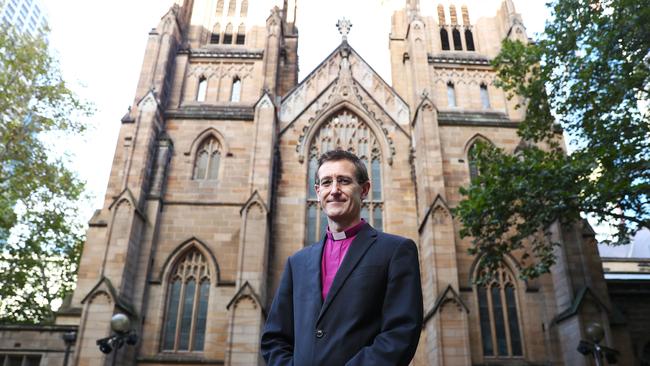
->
[[315, 159, 370, 226]]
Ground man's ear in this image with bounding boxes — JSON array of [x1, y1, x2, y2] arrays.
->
[[361, 181, 371, 200]]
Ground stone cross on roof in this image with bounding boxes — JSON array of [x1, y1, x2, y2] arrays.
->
[[336, 18, 352, 41]]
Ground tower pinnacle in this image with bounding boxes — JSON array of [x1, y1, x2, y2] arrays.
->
[[336, 18, 352, 41]]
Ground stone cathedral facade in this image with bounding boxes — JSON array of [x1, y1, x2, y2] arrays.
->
[[47, 0, 636, 365]]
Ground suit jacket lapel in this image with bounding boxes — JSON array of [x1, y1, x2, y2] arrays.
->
[[316, 225, 377, 324], [308, 236, 326, 309]]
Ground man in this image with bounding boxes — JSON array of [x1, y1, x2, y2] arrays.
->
[[261, 149, 423, 365]]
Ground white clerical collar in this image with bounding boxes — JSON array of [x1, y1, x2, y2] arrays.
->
[[326, 219, 367, 241]]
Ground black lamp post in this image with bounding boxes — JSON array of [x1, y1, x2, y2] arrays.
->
[[96, 313, 138, 366], [61, 331, 76, 366], [577, 322, 620, 365]]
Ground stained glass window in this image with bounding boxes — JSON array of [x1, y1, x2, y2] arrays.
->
[[477, 265, 524, 357], [304, 110, 384, 244], [162, 249, 211, 352]]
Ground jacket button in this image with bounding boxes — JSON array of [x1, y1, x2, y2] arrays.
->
[[315, 329, 324, 338]]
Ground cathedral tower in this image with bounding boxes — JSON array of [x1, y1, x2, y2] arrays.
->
[[51, 0, 633, 365], [57, 0, 297, 364]]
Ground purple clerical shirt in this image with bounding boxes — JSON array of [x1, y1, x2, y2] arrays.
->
[[320, 219, 368, 300]]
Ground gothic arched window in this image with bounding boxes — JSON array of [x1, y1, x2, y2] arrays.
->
[[194, 137, 221, 180], [476, 265, 523, 357], [452, 28, 463, 50], [480, 83, 490, 109], [223, 23, 233, 44], [216, 0, 224, 17], [162, 249, 211, 352], [230, 77, 241, 102], [465, 29, 475, 51], [210, 23, 221, 44], [235, 23, 246, 45], [196, 76, 207, 102], [447, 82, 456, 107], [305, 110, 384, 245], [467, 141, 480, 182], [440, 28, 450, 51], [240, 0, 248, 17], [227, 0, 236, 16]]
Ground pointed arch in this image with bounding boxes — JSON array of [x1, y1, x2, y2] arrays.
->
[[446, 81, 456, 107], [193, 136, 221, 180], [452, 28, 463, 50], [196, 75, 208, 102], [158, 237, 221, 286], [297, 102, 393, 165], [464, 133, 494, 154], [465, 134, 493, 183], [239, 0, 248, 18], [227, 0, 236, 16], [437, 4, 446, 25], [210, 23, 221, 44], [473, 260, 524, 357], [223, 23, 233, 44], [240, 190, 269, 216], [185, 127, 230, 157], [303, 108, 386, 244], [465, 29, 476, 51], [235, 23, 246, 45], [440, 28, 450, 50], [160, 243, 215, 352], [215, 0, 224, 17], [230, 76, 242, 102], [480, 82, 490, 109]]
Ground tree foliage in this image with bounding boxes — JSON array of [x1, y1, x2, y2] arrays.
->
[[456, 0, 650, 282], [0, 27, 92, 323]]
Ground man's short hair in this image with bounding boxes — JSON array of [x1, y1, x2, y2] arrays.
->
[[315, 149, 369, 185]]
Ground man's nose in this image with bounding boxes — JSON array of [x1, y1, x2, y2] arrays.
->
[[330, 179, 342, 193]]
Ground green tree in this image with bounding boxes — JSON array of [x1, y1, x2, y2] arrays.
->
[[0, 27, 92, 323], [455, 0, 650, 282]]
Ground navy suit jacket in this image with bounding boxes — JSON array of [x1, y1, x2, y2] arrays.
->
[[261, 225, 423, 366]]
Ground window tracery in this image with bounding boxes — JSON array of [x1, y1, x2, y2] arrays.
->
[[162, 249, 210, 352], [305, 111, 384, 245], [194, 137, 221, 180], [476, 265, 523, 357]]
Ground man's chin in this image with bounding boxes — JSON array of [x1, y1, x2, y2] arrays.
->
[[323, 210, 346, 221]]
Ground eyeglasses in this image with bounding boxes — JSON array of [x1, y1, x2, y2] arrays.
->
[[316, 176, 355, 189]]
